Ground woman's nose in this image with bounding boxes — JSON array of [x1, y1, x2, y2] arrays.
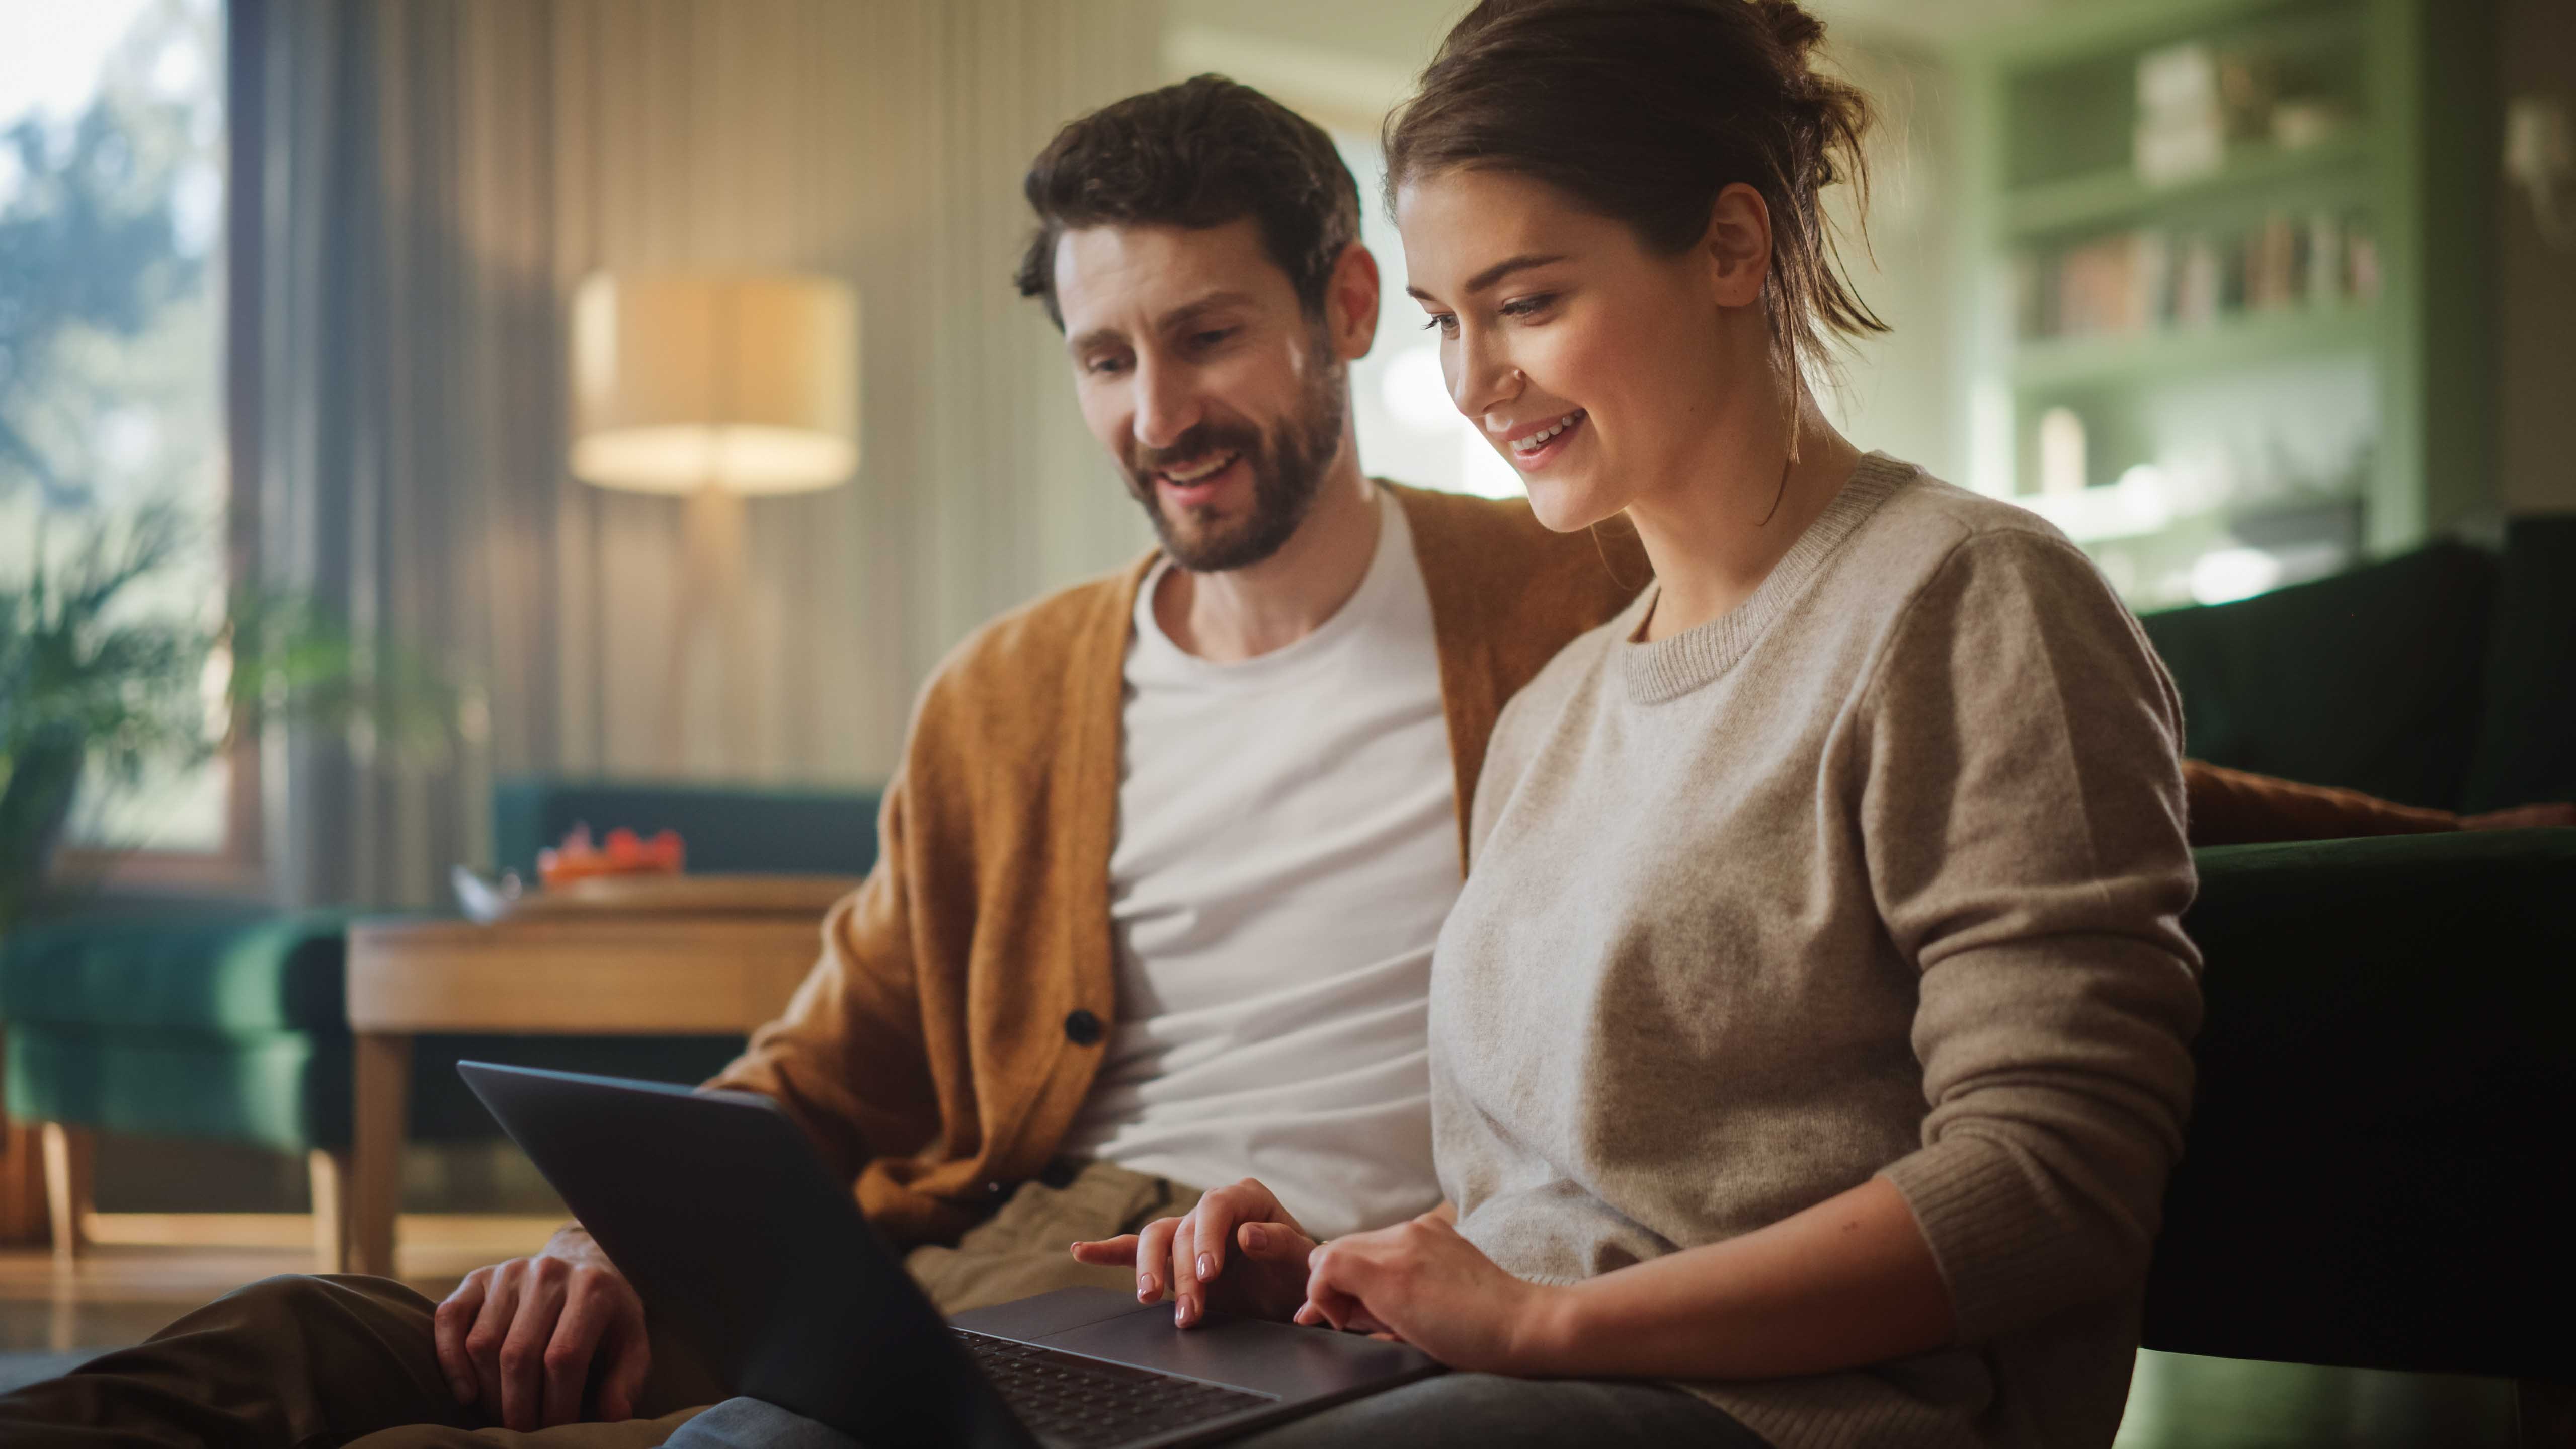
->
[[1448, 329, 1520, 420]]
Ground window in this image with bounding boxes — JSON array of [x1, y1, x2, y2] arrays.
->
[[1, 0, 236, 861], [1335, 134, 1528, 502]]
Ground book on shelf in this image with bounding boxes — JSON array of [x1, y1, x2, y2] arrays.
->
[[2018, 208, 2379, 345]]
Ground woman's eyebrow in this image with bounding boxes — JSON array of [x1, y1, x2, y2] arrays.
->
[[1408, 252, 1570, 305]]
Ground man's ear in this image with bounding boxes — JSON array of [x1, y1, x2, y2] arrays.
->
[[1325, 242, 1382, 362], [1701, 184, 1772, 310]]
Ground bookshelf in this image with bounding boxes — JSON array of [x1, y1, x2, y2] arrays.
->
[[1950, 0, 2495, 610]]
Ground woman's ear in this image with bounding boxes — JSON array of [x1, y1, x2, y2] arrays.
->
[[1701, 183, 1772, 309], [1326, 242, 1383, 362]]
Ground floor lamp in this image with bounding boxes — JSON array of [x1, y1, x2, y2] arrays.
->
[[568, 270, 859, 770]]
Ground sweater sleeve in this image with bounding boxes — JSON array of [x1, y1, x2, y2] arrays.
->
[[703, 768, 943, 1189], [1857, 529, 2205, 1344]]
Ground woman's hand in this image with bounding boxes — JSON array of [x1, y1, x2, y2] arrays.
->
[[1070, 1178, 1319, 1327], [1295, 1212, 1566, 1375]]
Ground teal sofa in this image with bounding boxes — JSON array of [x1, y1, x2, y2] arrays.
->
[[2135, 516, 2576, 1412], [0, 778, 880, 1261]]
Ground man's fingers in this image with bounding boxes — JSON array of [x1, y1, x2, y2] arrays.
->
[[1068, 1235, 1140, 1267], [594, 1301, 653, 1422], [496, 1265, 572, 1430], [539, 1278, 616, 1428], [433, 1271, 489, 1403], [463, 1266, 522, 1421]]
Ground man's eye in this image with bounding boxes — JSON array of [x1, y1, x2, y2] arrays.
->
[[1086, 355, 1130, 376], [1191, 328, 1234, 349]]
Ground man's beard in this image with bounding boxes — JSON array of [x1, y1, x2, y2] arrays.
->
[[1122, 352, 1348, 574]]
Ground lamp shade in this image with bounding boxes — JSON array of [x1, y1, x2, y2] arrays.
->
[[570, 270, 859, 494]]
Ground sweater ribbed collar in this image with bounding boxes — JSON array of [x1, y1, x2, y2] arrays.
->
[[1620, 452, 1915, 705]]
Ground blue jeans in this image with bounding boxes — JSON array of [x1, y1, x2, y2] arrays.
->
[[665, 1375, 1765, 1448]]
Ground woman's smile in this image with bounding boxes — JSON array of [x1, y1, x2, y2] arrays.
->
[[1496, 408, 1588, 470]]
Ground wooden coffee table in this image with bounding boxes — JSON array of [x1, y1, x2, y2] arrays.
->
[[343, 892, 845, 1276]]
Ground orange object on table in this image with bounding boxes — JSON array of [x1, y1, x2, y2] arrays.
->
[[536, 824, 685, 888]]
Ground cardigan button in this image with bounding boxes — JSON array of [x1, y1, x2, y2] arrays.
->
[[1063, 1009, 1104, 1046]]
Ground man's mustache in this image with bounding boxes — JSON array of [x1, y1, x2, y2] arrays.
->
[[1133, 422, 1262, 478]]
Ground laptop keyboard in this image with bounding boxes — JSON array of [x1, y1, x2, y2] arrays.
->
[[954, 1327, 1278, 1447]]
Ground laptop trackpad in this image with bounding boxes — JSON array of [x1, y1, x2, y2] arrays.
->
[[1037, 1302, 1437, 1400]]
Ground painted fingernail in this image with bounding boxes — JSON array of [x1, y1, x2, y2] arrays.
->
[[1138, 1273, 1157, 1301], [1177, 1296, 1197, 1328], [1196, 1253, 1215, 1281], [1243, 1224, 1267, 1250]]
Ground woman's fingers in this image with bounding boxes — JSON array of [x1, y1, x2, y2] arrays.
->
[[1134, 1217, 1181, 1305], [1187, 1180, 1278, 1291], [1168, 1212, 1206, 1327], [1301, 1230, 1406, 1336], [1237, 1221, 1314, 1260], [1067, 1234, 1140, 1267]]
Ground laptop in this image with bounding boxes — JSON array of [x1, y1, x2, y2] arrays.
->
[[458, 1061, 1441, 1448]]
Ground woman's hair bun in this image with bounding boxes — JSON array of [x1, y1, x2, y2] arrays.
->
[[1748, 0, 1827, 66]]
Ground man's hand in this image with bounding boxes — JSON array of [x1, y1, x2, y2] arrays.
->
[[1295, 1211, 1563, 1374], [1070, 1178, 1318, 1328], [434, 1224, 650, 1431]]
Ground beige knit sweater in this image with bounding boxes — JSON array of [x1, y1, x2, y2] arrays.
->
[[1431, 455, 2205, 1449]]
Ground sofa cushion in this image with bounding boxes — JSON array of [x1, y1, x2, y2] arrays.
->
[[2149, 828, 2576, 1377], [2463, 515, 2576, 814], [2, 1019, 750, 1151], [0, 904, 354, 1034], [2137, 544, 2494, 810], [3, 1023, 349, 1154]]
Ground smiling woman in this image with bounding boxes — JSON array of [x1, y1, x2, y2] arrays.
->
[[1104, 6, 2208, 1448]]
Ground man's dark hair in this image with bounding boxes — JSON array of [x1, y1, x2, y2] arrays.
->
[[1015, 76, 1363, 329]]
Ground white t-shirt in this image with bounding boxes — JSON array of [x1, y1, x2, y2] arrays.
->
[[1057, 490, 1455, 1239]]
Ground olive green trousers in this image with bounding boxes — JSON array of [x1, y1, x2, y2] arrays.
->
[[0, 1162, 1200, 1449]]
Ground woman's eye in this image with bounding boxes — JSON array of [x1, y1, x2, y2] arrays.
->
[[1421, 314, 1458, 338], [1499, 294, 1556, 320]]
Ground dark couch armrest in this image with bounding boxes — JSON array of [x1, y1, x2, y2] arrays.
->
[[2147, 829, 2576, 1377]]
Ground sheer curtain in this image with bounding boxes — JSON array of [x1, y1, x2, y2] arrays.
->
[[237, 0, 1164, 908]]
